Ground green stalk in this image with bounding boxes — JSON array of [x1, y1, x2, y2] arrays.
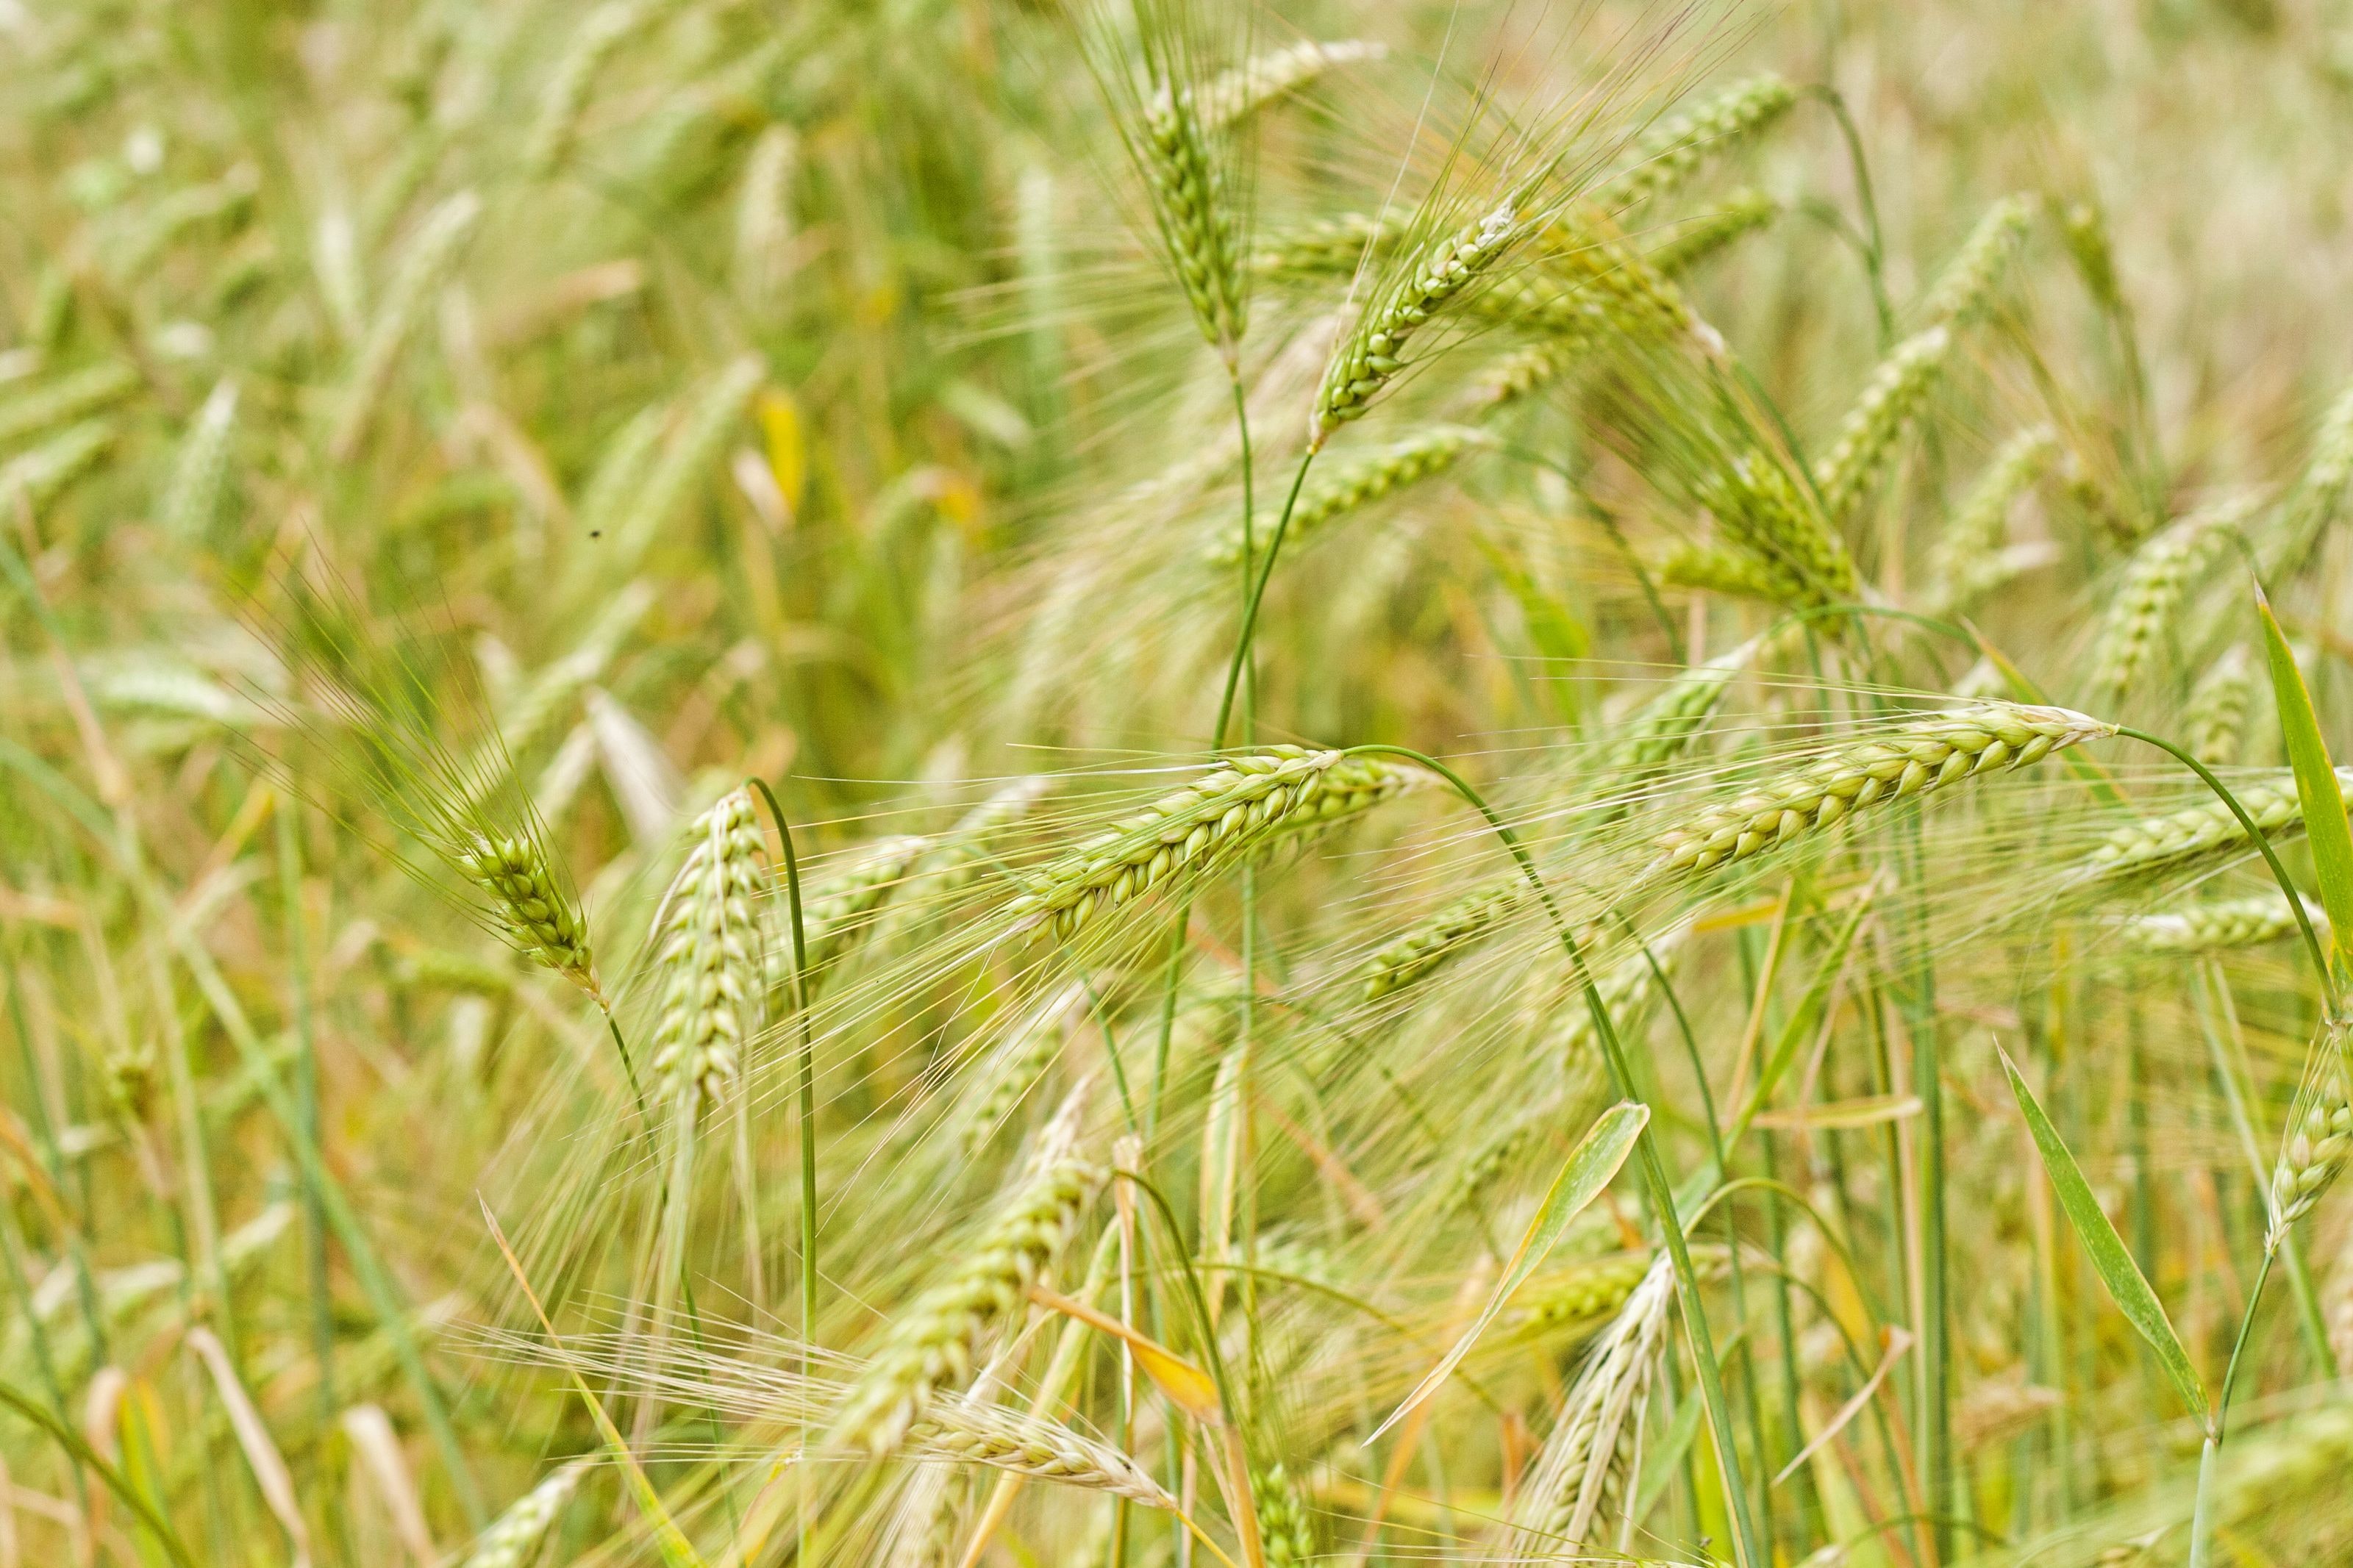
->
[[749, 776, 818, 1564], [2192, 962, 2332, 1369], [276, 803, 336, 1428], [1210, 450, 1315, 753], [2189, 1247, 2275, 1568], [1338, 744, 1768, 1568]]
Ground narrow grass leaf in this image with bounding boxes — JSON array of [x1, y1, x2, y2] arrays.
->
[[2257, 586, 2353, 970], [1371, 1101, 1648, 1441], [2000, 1050, 2207, 1422]]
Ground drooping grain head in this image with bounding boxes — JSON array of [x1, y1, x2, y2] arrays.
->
[[1007, 747, 1425, 944], [1206, 426, 1490, 568], [1313, 198, 1524, 441], [835, 1084, 1104, 1454], [2078, 770, 2341, 886], [2086, 497, 2250, 701], [1652, 705, 2111, 884], [2117, 892, 2319, 953], [1593, 74, 1798, 214], [1929, 424, 2058, 611], [1813, 325, 1953, 523], [452, 831, 601, 999], [1923, 195, 2034, 327], [2182, 643, 2259, 767], [1511, 1253, 1674, 1553], [1360, 881, 1523, 1002]]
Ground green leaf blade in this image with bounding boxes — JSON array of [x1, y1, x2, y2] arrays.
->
[[2257, 588, 2353, 973], [2000, 1050, 2208, 1422], [1368, 1100, 1648, 1440]]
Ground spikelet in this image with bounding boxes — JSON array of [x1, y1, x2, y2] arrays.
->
[[901, 1398, 1173, 1507], [794, 834, 930, 976], [2057, 197, 2124, 315], [2266, 1023, 2353, 1250], [960, 984, 1082, 1155], [1252, 212, 1391, 280], [648, 788, 766, 1109], [1652, 704, 2111, 883], [0, 420, 113, 512], [158, 379, 239, 540], [0, 361, 138, 448], [1642, 188, 1780, 276], [1928, 424, 2057, 610], [2182, 644, 2258, 766], [1471, 340, 1585, 409], [2115, 892, 2320, 953], [461, 1458, 590, 1568], [1661, 543, 1793, 602], [1196, 39, 1384, 129], [451, 832, 601, 998], [2086, 498, 2249, 700], [2078, 770, 2348, 884], [1510, 1252, 1653, 1335], [1602, 632, 1777, 781], [1922, 196, 2034, 327], [1522, 218, 1703, 346], [835, 1084, 1103, 1453], [1314, 197, 1524, 440], [1594, 74, 1799, 213], [331, 190, 483, 459], [1813, 325, 1952, 523], [1005, 748, 1425, 942], [1206, 426, 1488, 568], [1700, 448, 1858, 606], [522, 0, 643, 178], [1252, 1462, 1318, 1567], [1361, 882, 1522, 1001], [1510, 1253, 1674, 1553], [1137, 79, 1249, 357], [888, 1466, 969, 1568]]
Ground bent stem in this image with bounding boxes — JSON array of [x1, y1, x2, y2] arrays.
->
[[749, 776, 818, 1561], [1338, 742, 1768, 1568]]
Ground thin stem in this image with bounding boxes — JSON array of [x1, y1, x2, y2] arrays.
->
[[1211, 450, 1316, 751], [1338, 743, 1768, 1568], [1807, 86, 1893, 348], [749, 776, 818, 1564], [275, 804, 335, 1429], [2188, 1245, 2277, 1568]]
